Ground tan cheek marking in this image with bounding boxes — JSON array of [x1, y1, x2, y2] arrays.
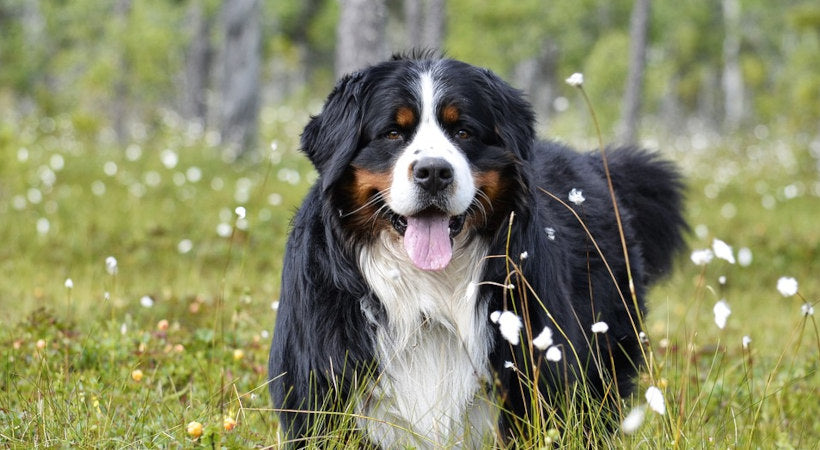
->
[[345, 168, 393, 230], [468, 169, 513, 230], [396, 106, 416, 128], [442, 104, 460, 125], [473, 170, 501, 202], [352, 167, 392, 206]]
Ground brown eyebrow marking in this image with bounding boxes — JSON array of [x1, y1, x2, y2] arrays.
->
[[442, 104, 460, 125], [396, 106, 416, 128]]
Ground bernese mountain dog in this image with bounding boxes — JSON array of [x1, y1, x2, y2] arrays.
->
[[268, 53, 686, 448]]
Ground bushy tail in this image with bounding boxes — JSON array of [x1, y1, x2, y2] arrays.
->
[[588, 146, 688, 284]]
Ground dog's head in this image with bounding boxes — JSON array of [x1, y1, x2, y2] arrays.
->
[[301, 55, 535, 270]]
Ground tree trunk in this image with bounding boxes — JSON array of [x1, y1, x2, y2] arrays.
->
[[181, 0, 214, 125], [617, 0, 650, 145], [220, 0, 261, 160], [722, 0, 744, 130], [113, 0, 133, 144], [404, 0, 446, 51], [335, 0, 389, 78], [513, 41, 558, 121]]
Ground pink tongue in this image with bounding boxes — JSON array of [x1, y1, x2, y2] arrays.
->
[[403, 214, 452, 271]]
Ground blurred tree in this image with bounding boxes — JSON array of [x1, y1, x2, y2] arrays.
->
[[511, 41, 559, 119], [2, 0, 820, 143], [335, 0, 389, 78], [405, 0, 446, 50], [112, 0, 133, 143], [181, 0, 215, 125], [721, 0, 744, 130], [617, 0, 650, 145], [219, 0, 261, 159]]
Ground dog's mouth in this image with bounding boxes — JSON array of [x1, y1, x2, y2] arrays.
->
[[390, 209, 466, 271], [390, 210, 466, 238]]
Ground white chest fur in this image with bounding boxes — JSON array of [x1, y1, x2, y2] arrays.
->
[[357, 232, 497, 448]]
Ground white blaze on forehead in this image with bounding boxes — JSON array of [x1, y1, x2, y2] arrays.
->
[[388, 71, 475, 217]]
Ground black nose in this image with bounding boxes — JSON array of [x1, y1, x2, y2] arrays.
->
[[412, 157, 454, 194]]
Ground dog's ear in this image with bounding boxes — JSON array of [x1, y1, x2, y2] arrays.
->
[[480, 68, 535, 162], [301, 72, 367, 193]]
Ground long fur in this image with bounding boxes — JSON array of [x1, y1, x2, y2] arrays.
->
[[268, 54, 686, 448]]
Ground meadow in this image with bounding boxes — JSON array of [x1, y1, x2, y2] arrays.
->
[[0, 100, 818, 447]]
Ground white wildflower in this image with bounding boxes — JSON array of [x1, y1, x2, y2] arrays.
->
[[105, 256, 118, 275], [742, 335, 751, 349], [568, 188, 586, 205], [776, 277, 798, 297], [690, 249, 714, 266], [713, 299, 731, 329], [591, 321, 609, 334], [65, 278, 73, 289], [216, 222, 233, 238], [504, 361, 515, 369], [519, 251, 529, 260], [639, 331, 649, 344], [140, 295, 154, 308], [493, 311, 523, 345], [36, 218, 50, 234], [177, 239, 193, 254], [801, 303, 815, 316], [532, 326, 554, 350], [160, 149, 178, 169], [712, 238, 735, 264], [271, 300, 280, 311], [645, 386, 666, 415], [718, 275, 727, 285], [545, 346, 562, 362], [565, 72, 584, 87], [620, 405, 646, 434], [737, 247, 753, 267], [235, 206, 247, 220]]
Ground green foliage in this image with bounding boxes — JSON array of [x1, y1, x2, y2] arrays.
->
[[581, 31, 630, 132], [3, 0, 820, 135]]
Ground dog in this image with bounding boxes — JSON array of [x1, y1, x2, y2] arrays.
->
[[268, 52, 686, 448]]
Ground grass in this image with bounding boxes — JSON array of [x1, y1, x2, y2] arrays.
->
[[0, 103, 818, 447]]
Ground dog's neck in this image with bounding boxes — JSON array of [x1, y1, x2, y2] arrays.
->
[[356, 231, 497, 447]]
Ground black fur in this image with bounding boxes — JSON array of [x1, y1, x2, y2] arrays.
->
[[268, 55, 686, 445]]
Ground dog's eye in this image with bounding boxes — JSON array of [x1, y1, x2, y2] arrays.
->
[[386, 130, 402, 140], [455, 129, 471, 140]]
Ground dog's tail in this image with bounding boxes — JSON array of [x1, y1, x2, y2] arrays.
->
[[589, 147, 688, 284]]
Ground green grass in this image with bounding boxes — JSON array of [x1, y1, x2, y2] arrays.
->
[[0, 107, 818, 447]]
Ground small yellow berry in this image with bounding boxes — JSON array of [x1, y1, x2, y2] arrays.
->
[[223, 416, 237, 431], [232, 349, 245, 361], [186, 421, 203, 439], [131, 369, 144, 382]]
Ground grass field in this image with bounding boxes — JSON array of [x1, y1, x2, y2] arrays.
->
[[1, 104, 818, 447]]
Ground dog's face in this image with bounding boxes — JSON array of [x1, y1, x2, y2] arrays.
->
[[302, 56, 535, 270]]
